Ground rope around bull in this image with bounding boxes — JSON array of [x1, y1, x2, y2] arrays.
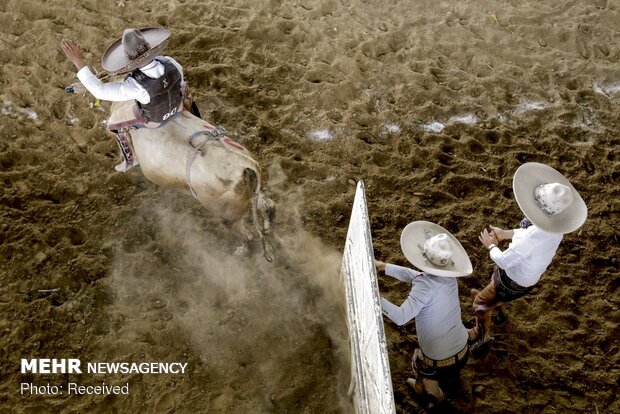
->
[[185, 127, 227, 199]]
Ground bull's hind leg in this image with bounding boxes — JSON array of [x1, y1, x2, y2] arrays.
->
[[216, 179, 255, 257], [228, 218, 254, 257], [253, 191, 276, 261], [210, 167, 271, 259]]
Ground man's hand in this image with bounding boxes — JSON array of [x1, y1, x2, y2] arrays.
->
[[479, 228, 499, 249], [375, 259, 386, 273], [489, 226, 513, 242], [61, 39, 86, 71]]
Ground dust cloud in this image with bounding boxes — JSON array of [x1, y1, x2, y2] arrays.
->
[[105, 160, 353, 413]]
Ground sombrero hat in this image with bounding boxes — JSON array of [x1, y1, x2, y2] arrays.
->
[[400, 221, 472, 277], [101, 27, 171, 75], [513, 162, 587, 234]]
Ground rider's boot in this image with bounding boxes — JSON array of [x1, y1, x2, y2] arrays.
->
[[113, 130, 139, 172]]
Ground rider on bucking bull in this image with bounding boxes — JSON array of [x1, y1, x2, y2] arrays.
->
[[61, 27, 200, 172]]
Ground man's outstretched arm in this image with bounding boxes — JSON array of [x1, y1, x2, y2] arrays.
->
[[60, 39, 148, 102]]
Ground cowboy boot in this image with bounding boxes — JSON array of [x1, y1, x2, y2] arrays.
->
[[468, 323, 480, 342], [479, 310, 492, 342], [406, 378, 425, 396], [113, 131, 139, 172], [468, 288, 482, 342], [406, 378, 446, 404], [470, 310, 493, 352], [422, 378, 446, 403]]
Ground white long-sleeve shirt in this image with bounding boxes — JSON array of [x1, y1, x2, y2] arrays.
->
[[380, 264, 468, 360], [489, 225, 563, 287], [76, 56, 184, 104]]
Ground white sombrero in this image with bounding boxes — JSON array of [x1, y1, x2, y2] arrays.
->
[[400, 221, 472, 277], [513, 162, 587, 234], [101, 27, 171, 75]]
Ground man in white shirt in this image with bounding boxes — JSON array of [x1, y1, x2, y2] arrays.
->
[[61, 27, 192, 172], [470, 163, 587, 350], [377, 221, 473, 405]]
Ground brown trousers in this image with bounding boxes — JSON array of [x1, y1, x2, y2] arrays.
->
[[471, 268, 533, 342]]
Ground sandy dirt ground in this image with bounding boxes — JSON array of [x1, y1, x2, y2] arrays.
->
[[1, 0, 619, 413]]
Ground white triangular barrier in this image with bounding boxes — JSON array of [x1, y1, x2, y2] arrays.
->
[[340, 181, 396, 414]]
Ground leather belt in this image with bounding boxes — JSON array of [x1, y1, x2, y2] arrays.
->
[[419, 344, 469, 368]]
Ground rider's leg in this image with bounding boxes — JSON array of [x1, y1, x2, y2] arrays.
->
[[112, 130, 139, 172], [407, 349, 446, 403], [469, 275, 498, 343]]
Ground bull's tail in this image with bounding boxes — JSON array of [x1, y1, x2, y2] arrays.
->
[[243, 168, 276, 262]]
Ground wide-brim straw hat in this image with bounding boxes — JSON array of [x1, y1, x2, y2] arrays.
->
[[513, 162, 587, 234], [101, 27, 171, 75], [400, 221, 472, 277]]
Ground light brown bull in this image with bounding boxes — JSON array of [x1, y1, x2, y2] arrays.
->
[[108, 101, 276, 260]]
